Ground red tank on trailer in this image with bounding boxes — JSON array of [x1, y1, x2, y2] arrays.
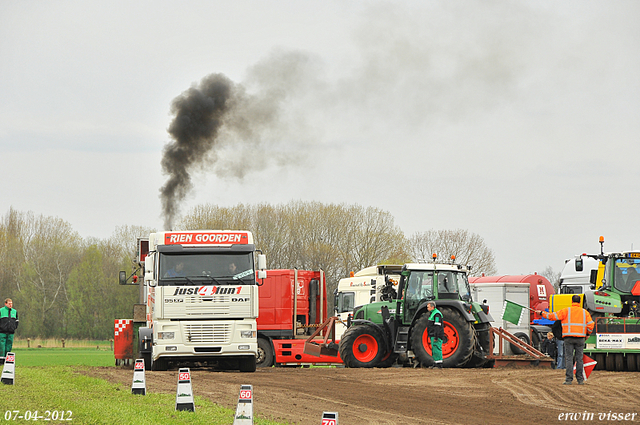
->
[[468, 274, 555, 323]]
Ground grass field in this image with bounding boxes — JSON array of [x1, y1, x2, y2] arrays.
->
[[11, 348, 115, 367], [0, 348, 283, 425]]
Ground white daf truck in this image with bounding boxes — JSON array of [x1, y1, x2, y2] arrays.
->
[[121, 230, 266, 372]]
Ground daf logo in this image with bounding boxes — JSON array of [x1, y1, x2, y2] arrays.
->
[[232, 297, 250, 302]]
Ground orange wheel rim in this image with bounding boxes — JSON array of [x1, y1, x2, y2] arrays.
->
[[424, 321, 459, 358], [352, 334, 379, 363]]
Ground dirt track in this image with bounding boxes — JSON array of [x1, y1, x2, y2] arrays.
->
[[83, 365, 639, 424]]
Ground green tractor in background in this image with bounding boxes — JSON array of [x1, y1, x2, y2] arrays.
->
[[556, 236, 640, 371], [338, 258, 494, 368]]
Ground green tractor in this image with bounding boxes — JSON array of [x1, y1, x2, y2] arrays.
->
[[338, 260, 494, 368], [573, 237, 640, 318]]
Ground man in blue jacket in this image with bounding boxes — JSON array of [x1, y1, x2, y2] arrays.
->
[[0, 298, 19, 360]]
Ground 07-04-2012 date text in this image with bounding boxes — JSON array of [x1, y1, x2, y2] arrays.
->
[[3, 411, 72, 421]]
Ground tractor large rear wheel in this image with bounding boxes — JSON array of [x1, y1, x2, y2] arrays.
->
[[465, 322, 491, 368], [411, 307, 475, 368], [339, 325, 385, 368]]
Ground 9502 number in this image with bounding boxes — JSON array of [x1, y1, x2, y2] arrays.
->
[[4, 410, 73, 421]]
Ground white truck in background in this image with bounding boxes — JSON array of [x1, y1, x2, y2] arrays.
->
[[559, 256, 601, 294], [333, 265, 402, 338], [120, 230, 266, 372]]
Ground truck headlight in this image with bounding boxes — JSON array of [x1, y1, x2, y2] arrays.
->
[[240, 330, 256, 338], [157, 332, 175, 340]]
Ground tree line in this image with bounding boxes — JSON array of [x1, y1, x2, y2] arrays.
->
[[0, 202, 497, 339]]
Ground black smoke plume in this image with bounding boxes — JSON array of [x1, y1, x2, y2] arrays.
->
[[159, 51, 318, 230], [160, 73, 236, 230]]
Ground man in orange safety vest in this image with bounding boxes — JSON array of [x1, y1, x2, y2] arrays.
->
[[537, 295, 594, 385]]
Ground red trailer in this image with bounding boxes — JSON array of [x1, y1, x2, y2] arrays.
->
[[257, 269, 342, 367]]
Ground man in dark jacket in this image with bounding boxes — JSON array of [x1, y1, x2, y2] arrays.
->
[[0, 298, 19, 359], [541, 332, 558, 365], [426, 301, 445, 368], [552, 319, 564, 369]]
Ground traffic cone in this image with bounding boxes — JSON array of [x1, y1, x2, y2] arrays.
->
[[1, 352, 15, 385], [233, 384, 253, 425], [573, 354, 597, 381], [175, 368, 195, 411], [131, 359, 146, 395], [321, 412, 339, 425]]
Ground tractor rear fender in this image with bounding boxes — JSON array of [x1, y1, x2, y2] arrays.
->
[[411, 300, 475, 326], [474, 309, 493, 324]]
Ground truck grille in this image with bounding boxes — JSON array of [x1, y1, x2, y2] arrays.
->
[[184, 323, 231, 344], [163, 295, 252, 317]]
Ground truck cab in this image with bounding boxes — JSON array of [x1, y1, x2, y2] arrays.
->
[[334, 265, 402, 338], [133, 230, 265, 372], [559, 257, 600, 294]]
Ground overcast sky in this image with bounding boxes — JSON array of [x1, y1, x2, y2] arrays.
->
[[1, 1, 639, 275]]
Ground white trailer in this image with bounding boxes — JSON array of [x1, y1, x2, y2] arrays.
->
[[470, 282, 530, 355]]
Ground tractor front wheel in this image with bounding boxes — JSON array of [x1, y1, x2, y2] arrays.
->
[[339, 325, 385, 368]]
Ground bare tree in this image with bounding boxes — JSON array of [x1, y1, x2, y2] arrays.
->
[[179, 201, 409, 309], [539, 266, 561, 292], [408, 229, 497, 276]]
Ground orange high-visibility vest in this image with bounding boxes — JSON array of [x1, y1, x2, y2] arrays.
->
[[542, 302, 594, 338]]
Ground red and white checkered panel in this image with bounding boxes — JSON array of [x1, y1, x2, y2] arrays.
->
[[114, 319, 134, 360], [114, 319, 132, 337]]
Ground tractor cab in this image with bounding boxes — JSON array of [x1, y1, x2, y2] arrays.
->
[[570, 237, 640, 318], [400, 264, 472, 324]]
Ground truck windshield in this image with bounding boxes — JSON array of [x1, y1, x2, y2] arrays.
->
[[335, 292, 355, 314], [158, 253, 255, 286], [612, 258, 640, 293]]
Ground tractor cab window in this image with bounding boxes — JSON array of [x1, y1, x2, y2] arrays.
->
[[404, 271, 434, 321], [405, 271, 434, 300], [436, 271, 471, 301], [437, 272, 455, 298], [612, 258, 640, 293]]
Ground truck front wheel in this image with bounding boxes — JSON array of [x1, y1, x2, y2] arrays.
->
[[339, 325, 385, 368], [256, 338, 274, 367]]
